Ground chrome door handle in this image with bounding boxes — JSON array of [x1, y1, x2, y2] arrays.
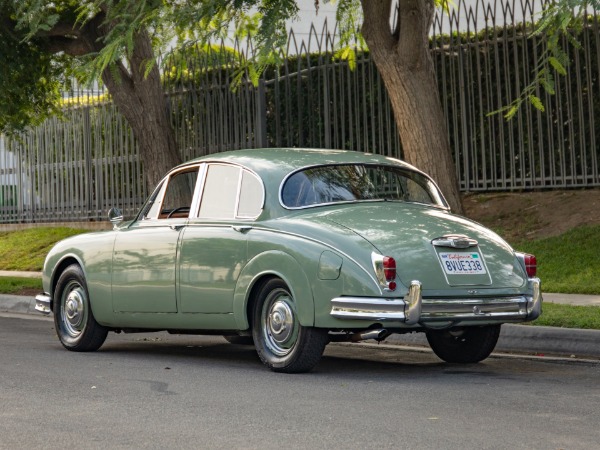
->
[[232, 225, 252, 233], [170, 224, 185, 231]]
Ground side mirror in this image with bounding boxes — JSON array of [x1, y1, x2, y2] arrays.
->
[[108, 207, 124, 228]]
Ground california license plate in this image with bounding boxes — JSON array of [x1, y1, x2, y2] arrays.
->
[[439, 252, 487, 275]]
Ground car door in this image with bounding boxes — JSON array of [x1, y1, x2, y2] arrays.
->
[[112, 167, 200, 313], [178, 163, 264, 313]]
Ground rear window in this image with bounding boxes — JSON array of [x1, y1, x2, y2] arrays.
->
[[281, 164, 446, 208]]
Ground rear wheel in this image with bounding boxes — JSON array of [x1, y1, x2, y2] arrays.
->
[[426, 325, 501, 363], [252, 278, 328, 373], [54, 265, 108, 352]]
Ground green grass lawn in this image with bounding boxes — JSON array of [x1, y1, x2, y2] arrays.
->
[[0, 276, 42, 294], [530, 303, 600, 330], [512, 225, 600, 295], [0, 227, 87, 271]]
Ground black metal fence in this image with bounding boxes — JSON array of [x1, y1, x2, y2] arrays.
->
[[1, 0, 599, 223]]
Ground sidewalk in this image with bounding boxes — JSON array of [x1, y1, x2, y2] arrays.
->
[[0, 270, 42, 278], [544, 292, 600, 306]]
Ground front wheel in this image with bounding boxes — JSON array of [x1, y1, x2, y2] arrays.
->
[[54, 265, 108, 352], [426, 325, 501, 363], [252, 279, 328, 373]]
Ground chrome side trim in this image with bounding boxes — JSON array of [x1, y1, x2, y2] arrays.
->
[[35, 293, 52, 315], [330, 297, 407, 321]]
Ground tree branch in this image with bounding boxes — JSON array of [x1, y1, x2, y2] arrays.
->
[[360, 0, 395, 53], [43, 36, 91, 56], [37, 21, 82, 38], [396, 0, 434, 69]]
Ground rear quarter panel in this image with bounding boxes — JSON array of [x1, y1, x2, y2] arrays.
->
[[232, 221, 397, 331]]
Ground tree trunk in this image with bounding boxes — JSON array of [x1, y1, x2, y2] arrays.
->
[[76, 15, 181, 190], [100, 32, 181, 189], [360, 0, 463, 214]]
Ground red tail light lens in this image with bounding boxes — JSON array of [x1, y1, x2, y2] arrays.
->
[[383, 256, 396, 281], [524, 253, 537, 277], [383, 257, 397, 290], [373, 254, 397, 291]]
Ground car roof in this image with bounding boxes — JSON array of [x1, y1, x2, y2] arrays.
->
[[180, 148, 420, 180]]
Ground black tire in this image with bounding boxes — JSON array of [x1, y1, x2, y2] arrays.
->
[[252, 278, 328, 373], [53, 264, 108, 352], [426, 325, 501, 363], [223, 335, 255, 345]]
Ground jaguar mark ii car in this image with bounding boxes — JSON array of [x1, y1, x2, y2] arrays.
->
[[36, 148, 542, 373]]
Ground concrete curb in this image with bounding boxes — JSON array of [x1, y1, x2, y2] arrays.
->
[[3, 294, 600, 359], [0, 295, 39, 315], [386, 324, 600, 359]]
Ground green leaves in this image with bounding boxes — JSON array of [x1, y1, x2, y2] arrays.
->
[[548, 56, 567, 76], [528, 95, 544, 112], [494, 0, 596, 120], [0, 10, 63, 134]]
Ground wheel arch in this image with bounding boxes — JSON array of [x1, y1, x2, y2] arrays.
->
[[50, 255, 85, 311], [233, 250, 315, 330]]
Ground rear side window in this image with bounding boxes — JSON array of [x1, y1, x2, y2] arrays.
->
[[199, 165, 240, 219], [198, 164, 264, 219], [237, 170, 263, 218]]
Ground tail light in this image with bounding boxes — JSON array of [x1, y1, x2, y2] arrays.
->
[[383, 256, 396, 283], [524, 253, 537, 277], [516, 252, 537, 277], [373, 253, 397, 291]]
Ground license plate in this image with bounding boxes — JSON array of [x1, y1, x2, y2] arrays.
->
[[439, 252, 487, 275]]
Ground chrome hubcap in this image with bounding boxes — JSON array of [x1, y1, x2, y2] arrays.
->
[[61, 282, 87, 338], [267, 300, 294, 344], [262, 289, 298, 357]]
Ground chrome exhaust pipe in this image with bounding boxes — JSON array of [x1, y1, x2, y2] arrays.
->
[[351, 328, 390, 342], [329, 329, 390, 343]]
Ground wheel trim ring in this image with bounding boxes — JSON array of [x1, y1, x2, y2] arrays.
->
[[61, 281, 88, 338], [261, 289, 299, 357]]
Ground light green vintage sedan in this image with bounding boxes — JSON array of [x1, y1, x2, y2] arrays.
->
[[36, 148, 542, 372]]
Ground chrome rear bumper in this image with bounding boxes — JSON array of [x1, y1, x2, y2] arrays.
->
[[330, 278, 543, 325], [35, 293, 52, 315]]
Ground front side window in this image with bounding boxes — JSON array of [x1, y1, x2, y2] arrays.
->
[[281, 164, 446, 208], [160, 170, 198, 218], [141, 168, 198, 220]]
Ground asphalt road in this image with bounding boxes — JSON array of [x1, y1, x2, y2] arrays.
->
[[2, 314, 600, 450]]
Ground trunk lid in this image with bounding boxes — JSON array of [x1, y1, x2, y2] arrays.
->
[[321, 202, 527, 290]]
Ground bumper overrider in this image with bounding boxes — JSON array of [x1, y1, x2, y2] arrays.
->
[[330, 278, 543, 325], [35, 293, 52, 315]]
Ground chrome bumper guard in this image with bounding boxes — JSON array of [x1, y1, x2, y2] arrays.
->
[[330, 278, 543, 324], [35, 293, 52, 315]]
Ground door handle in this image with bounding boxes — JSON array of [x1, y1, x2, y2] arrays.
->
[[170, 224, 185, 231], [232, 225, 253, 233]]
